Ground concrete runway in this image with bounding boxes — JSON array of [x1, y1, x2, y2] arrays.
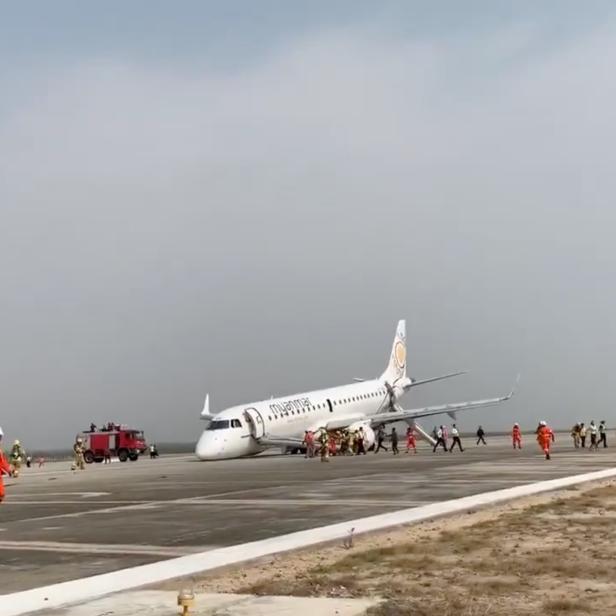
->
[[1, 435, 615, 594]]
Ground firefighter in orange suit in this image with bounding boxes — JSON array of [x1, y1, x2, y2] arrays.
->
[[0, 427, 14, 503], [537, 421, 555, 460], [512, 423, 522, 449]]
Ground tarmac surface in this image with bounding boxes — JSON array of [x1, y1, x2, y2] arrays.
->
[[1, 434, 615, 595]]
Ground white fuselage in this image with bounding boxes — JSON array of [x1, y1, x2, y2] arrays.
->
[[195, 379, 389, 460]]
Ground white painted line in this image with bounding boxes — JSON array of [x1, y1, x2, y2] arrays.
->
[[2, 467, 616, 616], [0, 541, 204, 557]]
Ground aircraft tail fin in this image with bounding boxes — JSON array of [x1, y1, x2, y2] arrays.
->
[[380, 320, 407, 383]]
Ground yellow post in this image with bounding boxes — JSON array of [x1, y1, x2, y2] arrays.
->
[[177, 589, 195, 615]]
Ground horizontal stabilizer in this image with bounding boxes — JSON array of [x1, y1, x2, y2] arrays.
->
[[409, 370, 467, 388]]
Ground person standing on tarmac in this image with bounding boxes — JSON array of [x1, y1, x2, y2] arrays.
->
[[442, 425, 449, 450], [356, 428, 367, 455], [589, 421, 599, 451], [571, 423, 581, 449], [303, 431, 314, 458], [433, 426, 448, 452], [0, 427, 14, 504], [406, 426, 417, 454], [476, 426, 487, 445], [449, 424, 464, 452], [512, 423, 522, 449], [579, 423, 587, 448], [10, 440, 25, 478], [537, 420, 555, 460], [318, 429, 330, 463], [391, 428, 399, 455], [328, 432, 338, 457], [374, 426, 388, 453], [599, 421, 608, 448], [73, 437, 86, 470]]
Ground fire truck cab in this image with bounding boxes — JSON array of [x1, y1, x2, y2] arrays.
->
[[78, 426, 148, 463]]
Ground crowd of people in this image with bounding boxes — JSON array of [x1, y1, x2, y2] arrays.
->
[[570, 421, 608, 450], [300, 420, 609, 462], [302, 423, 478, 462]]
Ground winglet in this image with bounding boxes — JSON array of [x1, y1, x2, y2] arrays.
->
[[507, 374, 521, 399]]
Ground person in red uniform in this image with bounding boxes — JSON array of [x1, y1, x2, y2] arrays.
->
[[406, 426, 417, 454], [512, 423, 522, 449], [0, 427, 14, 503], [328, 433, 337, 456], [537, 420, 555, 460]]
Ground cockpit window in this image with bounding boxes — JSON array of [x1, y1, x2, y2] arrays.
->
[[231, 419, 242, 428], [207, 420, 230, 430]]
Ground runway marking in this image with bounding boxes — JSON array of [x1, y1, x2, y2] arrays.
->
[[3, 501, 149, 506], [164, 498, 431, 507], [0, 541, 204, 557]]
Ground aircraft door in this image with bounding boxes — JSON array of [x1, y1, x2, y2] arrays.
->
[[326, 399, 333, 413], [243, 407, 266, 439]]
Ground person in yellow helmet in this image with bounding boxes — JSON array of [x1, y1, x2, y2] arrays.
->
[[10, 439, 25, 478], [73, 437, 86, 470]]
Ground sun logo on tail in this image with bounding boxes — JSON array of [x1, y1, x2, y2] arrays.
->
[[394, 340, 406, 371]]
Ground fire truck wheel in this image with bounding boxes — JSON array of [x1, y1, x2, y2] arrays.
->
[[117, 449, 129, 462], [128, 453, 138, 461], [83, 451, 95, 464]]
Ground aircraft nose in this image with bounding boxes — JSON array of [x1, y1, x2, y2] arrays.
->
[[195, 431, 219, 460]]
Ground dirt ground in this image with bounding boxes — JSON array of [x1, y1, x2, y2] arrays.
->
[[180, 480, 616, 615]]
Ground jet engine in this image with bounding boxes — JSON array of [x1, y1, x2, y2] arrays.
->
[[347, 422, 375, 449]]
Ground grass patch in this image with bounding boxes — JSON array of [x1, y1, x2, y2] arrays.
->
[[543, 598, 584, 613]]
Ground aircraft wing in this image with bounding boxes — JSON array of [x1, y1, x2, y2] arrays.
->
[[366, 385, 516, 426]]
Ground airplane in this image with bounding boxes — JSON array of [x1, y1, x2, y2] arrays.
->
[[195, 320, 516, 460]]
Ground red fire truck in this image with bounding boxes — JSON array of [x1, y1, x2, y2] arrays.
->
[[78, 426, 148, 463]]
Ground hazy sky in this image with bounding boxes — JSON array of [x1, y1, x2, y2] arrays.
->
[[2, 2, 616, 448]]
